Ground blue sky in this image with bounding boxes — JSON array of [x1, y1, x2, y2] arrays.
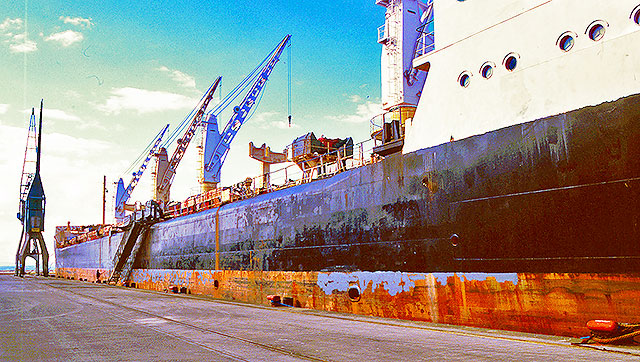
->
[[0, 1, 386, 265]]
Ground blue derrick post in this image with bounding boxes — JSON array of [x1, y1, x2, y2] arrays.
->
[[202, 35, 291, 185]]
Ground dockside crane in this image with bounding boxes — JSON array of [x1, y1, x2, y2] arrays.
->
[[201, 34, 291, 190], [115, 124, 169, 222], [16, 100, 49, 277], [153, 77, 222, 204]]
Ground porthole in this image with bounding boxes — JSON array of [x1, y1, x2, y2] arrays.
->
[[503, 53, 519, 72], [559, 35, 574, 51], [348, 285, 361, 302], [458, 71, 471, 87], [586, 21, 608, 41], [480, 62, 495, 79], [633, 6, 640, 25], [557, 32, 577, 52], [481, 65, 493, 79], [588, 24, 605, 41], [450, 234, 460, 247]]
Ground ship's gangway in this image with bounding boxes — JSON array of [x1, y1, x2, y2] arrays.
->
[[108, 201, 164, 285]]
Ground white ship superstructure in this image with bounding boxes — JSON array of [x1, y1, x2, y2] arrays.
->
[[377, 0, 432, 110], [405, 0, 640, 152]]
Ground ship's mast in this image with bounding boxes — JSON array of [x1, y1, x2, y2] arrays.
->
[[377, 0, 431, 110], [373, 0, 433, 156]]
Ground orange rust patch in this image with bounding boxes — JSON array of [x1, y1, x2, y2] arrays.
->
[[55, 267, 640, 337]]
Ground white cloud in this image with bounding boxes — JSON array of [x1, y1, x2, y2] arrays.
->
[[9, 39, 37, 53], [20, 107, 104, 131], [252, 111, 279, 123], [0, 104, 8, 114], [0, 18, 37, 53], [327, 100, 382, 124], [22, 107, 80, 122], [44, 108, 81, 122], [0, 18, 22, 31], [271, 120, 299, 129], [45, 30, 83, 47], [59, 16, 94, 28], [251, 111, 300, 130], [157, 66, 197, 89], [97, 87, 198, 114]]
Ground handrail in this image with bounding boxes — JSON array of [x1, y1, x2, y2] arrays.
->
[[60, 138, 383, 244], [369, 105, 418, 137]]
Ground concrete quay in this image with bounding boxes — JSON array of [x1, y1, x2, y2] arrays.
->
[[0, 274, 638, 361]]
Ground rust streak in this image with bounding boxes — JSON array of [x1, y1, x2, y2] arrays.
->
[[215, 206, 221, 271]]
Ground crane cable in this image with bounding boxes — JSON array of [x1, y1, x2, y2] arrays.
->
[[207, 52, 269, 116], [121, 43, 282, 179], [287, 40, 292, 127], [119, 83, 211, 178], [161, 82, 215, 149], [119, 127, 168, 179], [161, 49, 274, 151]]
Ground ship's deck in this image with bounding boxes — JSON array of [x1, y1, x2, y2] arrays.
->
[[1, 274, 637, 361]]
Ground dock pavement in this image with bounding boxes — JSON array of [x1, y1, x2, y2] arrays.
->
[[1, 274, 638, 361]]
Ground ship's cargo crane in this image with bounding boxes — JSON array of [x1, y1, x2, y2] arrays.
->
[[115, 124, 169, 222], [153, 77, 222, 204], [16, 100, 49, 277], [201, 34, 291, 190]]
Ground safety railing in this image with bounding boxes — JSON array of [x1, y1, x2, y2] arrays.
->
[[55, 224, 113, 249], [369, 105, 417, 147], [415, 30, 435, 57], [58, 139, 383, 245], [370, 113, 386, 142], [164, 138, 380, 218]]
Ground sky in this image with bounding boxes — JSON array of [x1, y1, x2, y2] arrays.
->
[[0, 1, 386, 266]]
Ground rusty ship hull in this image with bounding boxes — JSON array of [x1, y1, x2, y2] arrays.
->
[[56, 93, 640, 337]]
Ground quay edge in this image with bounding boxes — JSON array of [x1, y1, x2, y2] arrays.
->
[[55, 267, 640, 338]]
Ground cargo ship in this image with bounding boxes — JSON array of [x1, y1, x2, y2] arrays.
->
[[54, 0, 640, 338]]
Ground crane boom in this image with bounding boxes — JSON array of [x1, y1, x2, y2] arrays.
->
[[155, 76, 222, 203], [17, 108, 38, 220], [115, 124, 169, 220], [202, 35, 291, 185]]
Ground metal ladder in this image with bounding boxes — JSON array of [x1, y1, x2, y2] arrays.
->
[[108, 201, 164, 285], [108, 221, 146, 285], [118, 226, 150, 285]]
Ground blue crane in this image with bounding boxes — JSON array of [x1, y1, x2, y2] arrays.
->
[[201, 34, 291, 188], [16, 100, 49, 277], [154, 77, 222, 203], [115, 124, 169, 221]]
